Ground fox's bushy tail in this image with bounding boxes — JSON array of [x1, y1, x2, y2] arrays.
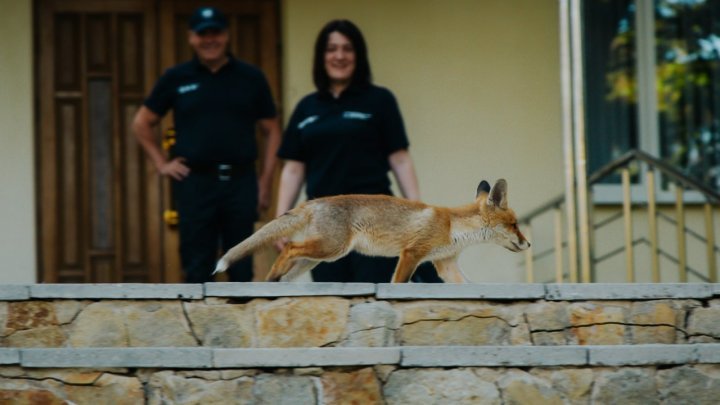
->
[[213, 211, 309, 275]]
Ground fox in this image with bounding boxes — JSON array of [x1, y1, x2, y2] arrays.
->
[[213, 179, 530, 283]]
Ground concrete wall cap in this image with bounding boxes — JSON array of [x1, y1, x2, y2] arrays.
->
[[0, 284, 30, 300], [545, 283, 714, 300], [29, 284, 203, 299], [377, 283, 546, 300], [204, 282, 376, 297]]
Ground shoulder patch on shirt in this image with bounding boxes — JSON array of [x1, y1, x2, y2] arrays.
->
[[298, 115, 319, 129], [343, 111, 372, 120], [178, 83, 200, 94]]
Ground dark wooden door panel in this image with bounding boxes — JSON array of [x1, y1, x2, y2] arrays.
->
[[37, 0, 280, 283], [37, 0, 160, 283]]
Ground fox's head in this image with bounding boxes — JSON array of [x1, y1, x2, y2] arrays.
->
[[476, 179, 531, 252]]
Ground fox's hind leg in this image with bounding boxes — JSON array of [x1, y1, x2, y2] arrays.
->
[[278, 259, 318, 281], [432, 257, 469, 283], [265, 239, 348, 282], [390, 249, 429, 283]]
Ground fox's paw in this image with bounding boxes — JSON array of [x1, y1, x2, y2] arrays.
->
[[212, 258, 229, 275]]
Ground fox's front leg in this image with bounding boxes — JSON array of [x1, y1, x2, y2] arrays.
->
[[432, 257, 469, 283]]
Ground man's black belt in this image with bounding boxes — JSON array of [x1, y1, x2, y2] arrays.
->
[[189, 162, 254, 180]]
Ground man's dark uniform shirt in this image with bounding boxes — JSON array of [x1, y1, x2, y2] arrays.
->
[[144, 55, 276, 165]]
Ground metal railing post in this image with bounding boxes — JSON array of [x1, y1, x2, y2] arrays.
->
[[622, 169, 635, 282], [554, 207, 564, 283], [675, 185, 687, 282], [647, 169, 660, 282], [705, 203, 717, 283]]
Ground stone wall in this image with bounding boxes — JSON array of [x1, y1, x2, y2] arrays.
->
[[0, 283, 719, 404], [2, 363, 719, 404], [1, 283, 718, 348]]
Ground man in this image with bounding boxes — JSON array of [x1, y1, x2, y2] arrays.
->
[[133, 6, 281, 283]]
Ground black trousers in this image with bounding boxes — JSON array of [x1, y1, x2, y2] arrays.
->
[[175, 169, 258, 283], [311, 253, 444, 283]]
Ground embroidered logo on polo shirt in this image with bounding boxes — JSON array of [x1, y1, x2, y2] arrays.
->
[[178, 83, 200, 94], [298, 115, 319, 129], [343, 111, 372, 120]]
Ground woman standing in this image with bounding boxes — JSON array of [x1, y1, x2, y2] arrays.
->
[[276, 19, 441, 283]]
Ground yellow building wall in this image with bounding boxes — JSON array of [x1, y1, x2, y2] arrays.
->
[[282, 0, 565, 281], [6, 0, 710, 283], [0, 0, 36, 283]]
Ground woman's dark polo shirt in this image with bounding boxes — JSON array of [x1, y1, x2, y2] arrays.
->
[[278, 84, 410, 199], [144, 56, 276, 165]]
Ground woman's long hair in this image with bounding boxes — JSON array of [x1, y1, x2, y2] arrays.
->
[[312, 19, 372, 92]]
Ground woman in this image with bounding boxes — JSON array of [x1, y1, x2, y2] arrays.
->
[[276, 19, 441, 283]]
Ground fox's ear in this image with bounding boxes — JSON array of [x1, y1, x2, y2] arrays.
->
[[476, 180, 491, 198], [487, 179, 508, 209]]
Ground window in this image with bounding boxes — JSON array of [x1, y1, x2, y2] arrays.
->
[[584, 0, 720, 202]]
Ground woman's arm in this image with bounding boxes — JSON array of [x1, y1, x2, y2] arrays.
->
[[388, 149, 421, 201], [275, 160, 306, 217]]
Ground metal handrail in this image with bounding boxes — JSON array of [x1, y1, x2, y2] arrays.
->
[[589, 149, 720, 203], [519, 149, 718, 284], [519, 149, 720, 224]]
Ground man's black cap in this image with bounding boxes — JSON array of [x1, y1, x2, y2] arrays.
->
[[189, 6, 228, 32]]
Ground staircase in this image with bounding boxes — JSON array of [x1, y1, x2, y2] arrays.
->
[[1, 283, 719, 404]]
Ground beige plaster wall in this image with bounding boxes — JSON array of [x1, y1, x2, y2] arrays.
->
[[282, 0, 564, 281], [0, 0, 36, 283]]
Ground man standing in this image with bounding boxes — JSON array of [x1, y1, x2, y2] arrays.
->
[[133, 6, 281, 283]]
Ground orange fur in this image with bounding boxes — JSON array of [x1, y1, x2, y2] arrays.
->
[[213, 179, 530, 283]]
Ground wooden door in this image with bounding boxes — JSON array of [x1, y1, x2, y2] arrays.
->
[[37, 0, 161, 283], [36, 0, 280, 283]]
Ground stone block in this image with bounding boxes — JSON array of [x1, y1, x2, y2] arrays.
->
[[400, 346, 587, 367], [656, 365, 720, 404], [184, 301, 254, 347], [67, 301, 197, 348], [591, 368, 659, 405], [629, 300, 683, 344], [205, 282, 375, 297], [254, 374, 316, 405], [687, 300, 720, 339], [5, 326, 66, 348], [530, 368, 594, 404], [344, 301, 399, 347], [213, 347, 400, 368], [321, 367, 383, 404], [377, 283, 545, 300], [5, 301, 58, 330], [397, 301, 520, 346], [0, 373, 143, 405], [384, 368, 501, 405], [30, 284, 202, 299], [21, 348, 213, 368], [567, 302, 627, 345], [497, 369, 565, 405], [147, 370, 254, 405], [254, 297, 349, 347]]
